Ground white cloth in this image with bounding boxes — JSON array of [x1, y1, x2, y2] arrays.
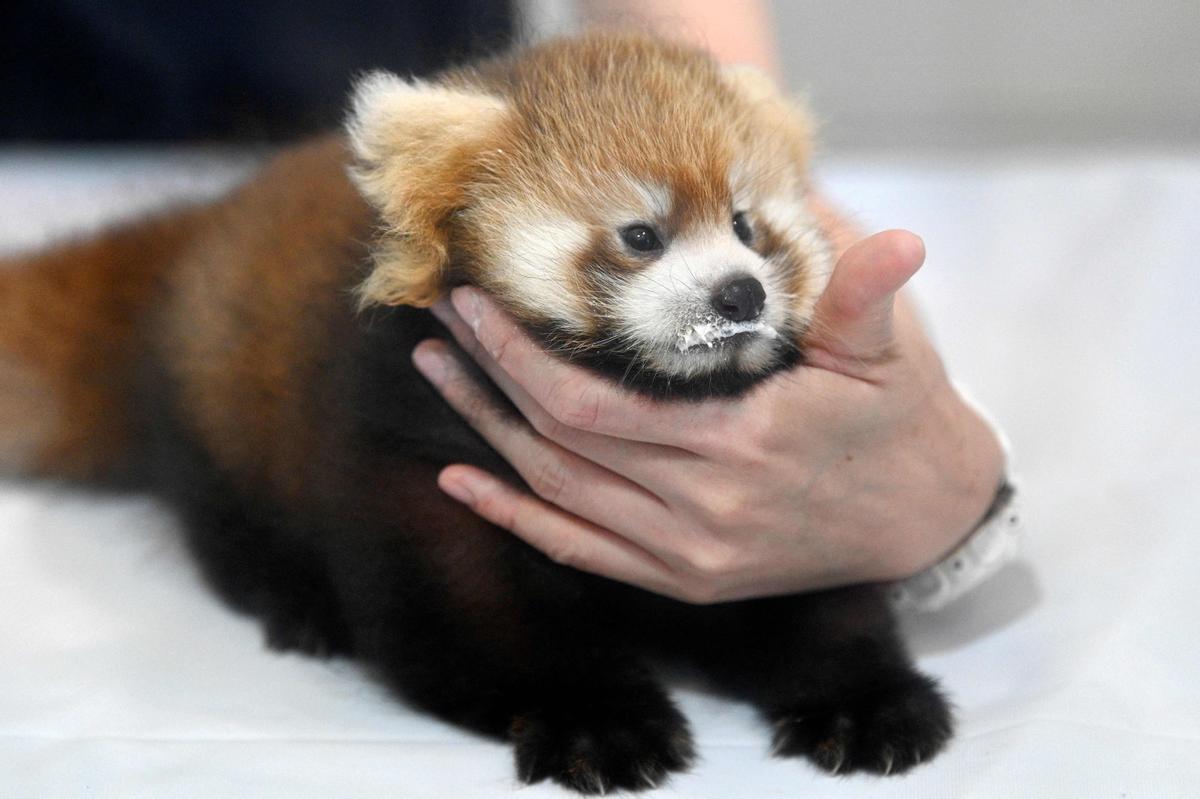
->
[[2, 149, 1197, 797]]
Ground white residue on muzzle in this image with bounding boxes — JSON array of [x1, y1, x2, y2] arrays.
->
[[676, 319, 779, 352]]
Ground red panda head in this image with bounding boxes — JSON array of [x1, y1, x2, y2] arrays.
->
[[347, 32, 832, 399]]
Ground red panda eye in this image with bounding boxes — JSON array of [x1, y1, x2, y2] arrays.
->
[[733, 211, 753, 245], [620, 224, 664, 253]]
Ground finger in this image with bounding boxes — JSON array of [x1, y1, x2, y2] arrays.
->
[[809, 229, 925, 363], [412, 339, 687, 555], [441, 286, 737, 451], [437, 464, 691, 599], [429, 300, 708, 490]]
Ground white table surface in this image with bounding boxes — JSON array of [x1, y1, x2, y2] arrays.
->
[[2, 146, 1197, 797]]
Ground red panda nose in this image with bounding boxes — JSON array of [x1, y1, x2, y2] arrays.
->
[[711, 276, 765, 322]]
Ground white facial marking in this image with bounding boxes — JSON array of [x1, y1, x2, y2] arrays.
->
[[759, 196, 834, 317], [610, 229, 790, 378], [729, 160, 762, 213], [490, 209, 591, 331], [623, 178, 671, 221], [731, 159, 833, 321]]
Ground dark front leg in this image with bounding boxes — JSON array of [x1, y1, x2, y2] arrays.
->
[[690, 586, 953, 776], [326, 497, 694, 794], [171, 483, 353, 658]]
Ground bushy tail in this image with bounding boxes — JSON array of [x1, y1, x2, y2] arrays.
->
[[0, 208, 207, 484]]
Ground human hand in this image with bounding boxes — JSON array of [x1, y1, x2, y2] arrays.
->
[[412, 228, 1005, 604]]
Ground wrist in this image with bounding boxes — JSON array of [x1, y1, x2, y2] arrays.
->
[[931, 383, 1008, 562], [886, 382, 1019, 612], [881, 380, 1008, 581]]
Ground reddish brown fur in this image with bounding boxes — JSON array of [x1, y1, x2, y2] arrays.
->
[[0, 206, 212, 481], [0, 137, 371, 494], [154, 137, 372, 502], [464, 34, 742, 245], [0, 136, 533, 647]]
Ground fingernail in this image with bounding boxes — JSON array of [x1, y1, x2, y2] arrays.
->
[[412, 343, 446, 386], [451, 287, 482, 332], [440, 474, 476, 505]]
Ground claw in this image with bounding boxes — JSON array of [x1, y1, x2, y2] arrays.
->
[[881, 746, 895, 776]]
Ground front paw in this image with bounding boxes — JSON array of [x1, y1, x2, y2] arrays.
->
[[511, 692, 694, 794], [771, 674, 953, 776]]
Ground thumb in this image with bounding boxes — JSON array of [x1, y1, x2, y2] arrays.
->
[[810, 229, 925, 360]]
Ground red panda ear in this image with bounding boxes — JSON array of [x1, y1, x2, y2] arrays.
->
[[721, 64, 816, 173], [346, 72, 510, 308]]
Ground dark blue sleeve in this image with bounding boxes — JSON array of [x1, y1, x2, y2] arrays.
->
[[1, 0, 513, 141]]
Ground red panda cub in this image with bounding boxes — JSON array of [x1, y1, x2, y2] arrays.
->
[[0, 33, 951, 793]]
